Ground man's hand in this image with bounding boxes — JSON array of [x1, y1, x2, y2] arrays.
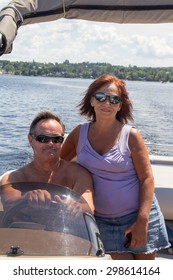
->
[[54, 194, 82, 217], [23, 190, 83, 217], [24, 189, 51, 209]]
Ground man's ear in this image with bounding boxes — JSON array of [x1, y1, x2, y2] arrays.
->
[[28, 134, 33, 145]]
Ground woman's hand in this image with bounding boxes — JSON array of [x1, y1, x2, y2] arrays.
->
[[125, 220, 148, 248]]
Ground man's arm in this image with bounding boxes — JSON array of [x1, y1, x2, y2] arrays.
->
[[0, 170, 25, 210]]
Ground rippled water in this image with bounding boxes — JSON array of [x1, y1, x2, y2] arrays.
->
[[0, 75, 172, 175]]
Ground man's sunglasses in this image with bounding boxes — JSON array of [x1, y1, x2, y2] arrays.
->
[[94, 92, 122, 104], [31, 134, 64, 144]]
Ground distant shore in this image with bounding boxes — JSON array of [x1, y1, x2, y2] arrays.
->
[[0, 60, 173, 82]]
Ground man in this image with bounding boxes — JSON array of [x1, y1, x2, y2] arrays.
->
[[0, 111, 94, 213]]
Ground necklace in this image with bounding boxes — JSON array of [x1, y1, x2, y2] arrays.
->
[[47, 161, 61, 183]]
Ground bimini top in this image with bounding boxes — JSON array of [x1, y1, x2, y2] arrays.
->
[[1, 0, 173, 55]]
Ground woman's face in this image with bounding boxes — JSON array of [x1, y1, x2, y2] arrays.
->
[[90, 82, 122, 119]]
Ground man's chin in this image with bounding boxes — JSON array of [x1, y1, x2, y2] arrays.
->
[[45, 152, 58, 159]]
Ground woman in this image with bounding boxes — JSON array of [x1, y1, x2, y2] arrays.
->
[[60, 75, 170, 260]]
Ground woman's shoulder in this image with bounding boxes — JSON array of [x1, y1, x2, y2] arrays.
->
[[122, 124, 139, 138], [67, 124, 83, 138], [73, 123, 89, 133], [66, 123, 89, 143], [129, 127, 142, 139], [128, 127, 145, 150]]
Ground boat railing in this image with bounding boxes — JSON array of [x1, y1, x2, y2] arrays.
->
[[146, 143, 173, 165]]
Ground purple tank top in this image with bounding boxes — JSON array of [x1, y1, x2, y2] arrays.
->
[[77, 123, 139, 217]]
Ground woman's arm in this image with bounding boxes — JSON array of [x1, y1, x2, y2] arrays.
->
[[126, 127, 154, 248], [60, 125, 81, 161]]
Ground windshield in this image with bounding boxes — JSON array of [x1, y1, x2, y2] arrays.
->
[[0, 182, 104, 257]]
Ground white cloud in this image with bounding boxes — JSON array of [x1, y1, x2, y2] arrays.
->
[[1, 1, 173, 66]]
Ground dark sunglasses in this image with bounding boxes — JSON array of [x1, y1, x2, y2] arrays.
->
[[31, 134, 64, 144], [94, 92, 122, 104]]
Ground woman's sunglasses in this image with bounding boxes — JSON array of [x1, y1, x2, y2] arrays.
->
[[31, 134, 64, 144], [93, 92, 122, 104]]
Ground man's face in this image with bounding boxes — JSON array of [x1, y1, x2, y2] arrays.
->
[[28, 119, 64, 163]]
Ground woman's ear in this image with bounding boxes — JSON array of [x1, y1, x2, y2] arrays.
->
[[118, 102, 122, 111]]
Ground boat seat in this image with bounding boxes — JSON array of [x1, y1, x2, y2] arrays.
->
[[151, 159, 173, 220], [155, 187, 173, 220]]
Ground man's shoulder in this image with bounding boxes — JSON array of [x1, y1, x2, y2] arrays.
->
[[61, 160, 89, 173], [0, 166, 28, 185]]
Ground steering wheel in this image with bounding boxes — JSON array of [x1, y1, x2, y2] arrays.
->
[[1, 199, 62, 229]]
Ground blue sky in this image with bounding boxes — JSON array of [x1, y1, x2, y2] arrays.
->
[[1, 0, 173, 67]]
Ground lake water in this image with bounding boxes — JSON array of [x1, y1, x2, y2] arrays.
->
[[0, 75, 173, 175]]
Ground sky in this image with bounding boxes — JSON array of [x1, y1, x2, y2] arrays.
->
[[1, 1, 173, 67]]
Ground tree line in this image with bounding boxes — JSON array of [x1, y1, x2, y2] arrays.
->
[[0, 59, 173, 82]]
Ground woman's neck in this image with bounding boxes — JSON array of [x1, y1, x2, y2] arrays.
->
[[91, 118, 121, 132]]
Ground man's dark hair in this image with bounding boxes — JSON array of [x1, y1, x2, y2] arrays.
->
[[29, 111, 65, 135]]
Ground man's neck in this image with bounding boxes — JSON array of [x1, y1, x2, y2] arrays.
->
[[31, 159, 61, 182]]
